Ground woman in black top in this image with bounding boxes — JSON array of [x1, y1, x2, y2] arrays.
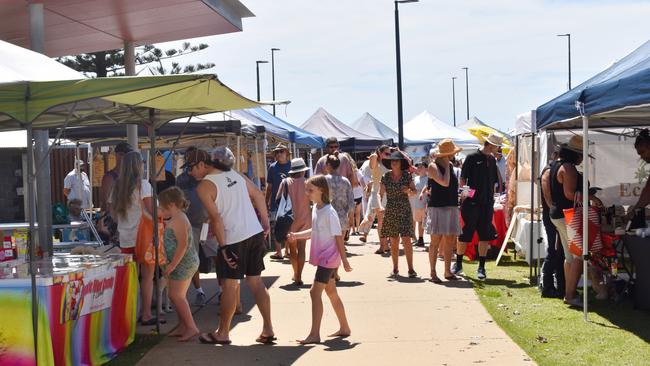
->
[[422, 140, 463, 283]]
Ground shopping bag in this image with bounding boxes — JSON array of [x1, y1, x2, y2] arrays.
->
[[274, 179, 294, 243], [135, 214, 167, 265], [563, 205, 602, 258]]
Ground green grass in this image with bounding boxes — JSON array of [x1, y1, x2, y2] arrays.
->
[[464, 255, 650, 366], [104, 333, 165, 366]]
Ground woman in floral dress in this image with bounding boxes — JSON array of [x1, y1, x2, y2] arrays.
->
[[380, 151, 417, 278]]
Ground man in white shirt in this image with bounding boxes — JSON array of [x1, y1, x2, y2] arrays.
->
[[191, 147, 275, 345], [63, 160, 91, 209]]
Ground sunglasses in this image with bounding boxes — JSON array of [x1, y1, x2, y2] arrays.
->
[[327, 145, 339, 149]]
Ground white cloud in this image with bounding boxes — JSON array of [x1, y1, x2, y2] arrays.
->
[[157, 0, 650, 131]]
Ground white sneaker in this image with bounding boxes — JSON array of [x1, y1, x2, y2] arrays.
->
[[194, 292, 207, 307]]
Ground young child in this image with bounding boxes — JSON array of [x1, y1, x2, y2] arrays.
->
[[158, 187, 200, 342], [288, 175, 352, 344]]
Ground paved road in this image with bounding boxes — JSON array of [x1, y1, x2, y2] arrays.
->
[[137, 232, 534, 366]]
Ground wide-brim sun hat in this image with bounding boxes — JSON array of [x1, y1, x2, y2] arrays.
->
[[273, 143, 289, 153], [485, 133, 504, 147], [563, 135, 584, 154], [288, 158, 309, 174], [431, 139, 463, 158], [382, 150, 410, 170]]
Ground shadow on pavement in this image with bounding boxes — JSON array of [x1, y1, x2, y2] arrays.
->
[[191, 344, 314, 364], [323, 337, 360, 352], [335, 280, 364, 288]]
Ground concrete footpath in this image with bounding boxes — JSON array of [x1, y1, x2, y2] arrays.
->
[[136, 232, 535, 366]]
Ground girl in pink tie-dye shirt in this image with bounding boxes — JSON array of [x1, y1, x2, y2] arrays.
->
[[288, 174, 352, 344]]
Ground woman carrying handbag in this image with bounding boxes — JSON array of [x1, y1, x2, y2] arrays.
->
[[110, 151, 166, 325]]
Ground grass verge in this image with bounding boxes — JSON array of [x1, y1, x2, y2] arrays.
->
[[105, 333, 165, 366], [463, 255, 650, 366]]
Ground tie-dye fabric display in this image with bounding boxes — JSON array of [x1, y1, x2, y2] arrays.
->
[[0, 254, 137, 365]]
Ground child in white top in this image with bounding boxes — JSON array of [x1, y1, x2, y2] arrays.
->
[[288, 174, 352, 344]]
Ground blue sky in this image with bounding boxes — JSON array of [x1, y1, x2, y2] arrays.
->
[[154, 0, 650, 132]]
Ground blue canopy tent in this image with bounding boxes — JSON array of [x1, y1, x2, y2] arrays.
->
[[536, 40, 650, 321], [240, 107, 324, 148]]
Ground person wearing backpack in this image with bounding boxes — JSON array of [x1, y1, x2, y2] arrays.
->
[[277, 158, 312, 286]]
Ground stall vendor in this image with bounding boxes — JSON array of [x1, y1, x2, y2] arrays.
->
[[628, 129, 650, 218]]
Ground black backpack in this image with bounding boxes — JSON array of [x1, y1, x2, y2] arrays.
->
[[274, 179, 294, 243]]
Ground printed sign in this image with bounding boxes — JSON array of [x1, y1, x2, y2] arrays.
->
[[60, 268, 116, 323]]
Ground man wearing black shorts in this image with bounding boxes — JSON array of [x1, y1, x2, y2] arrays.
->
[[452, 134, 502, 279], [193, 147, 275, 345]]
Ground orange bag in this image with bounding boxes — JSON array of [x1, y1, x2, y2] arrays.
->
[[135, 214, 166, 265], [563, 205, 602, 258]]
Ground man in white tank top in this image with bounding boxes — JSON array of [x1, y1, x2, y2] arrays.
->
[[189, 147, 275, 345]]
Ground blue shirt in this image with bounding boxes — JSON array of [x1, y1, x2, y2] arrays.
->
[[267, 161, 291, 211]]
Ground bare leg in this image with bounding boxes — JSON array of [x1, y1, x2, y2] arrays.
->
[[457, 241, 468, 256], [168, 278, 199, 341], [298, 281, 326, 344], [192, 271, 201, 289], [478, 241, 490, 257], [403, 236, 414, 271], [390, 236, 400, 272], [274, 240, 283, 257], [377, 210, 388, 251], [288, 239, 299, 282], [297, 240, 306, 283], [324, 278, 351, 337], [565, 258, 583, 301], [213, 279, 238, 342], [245, 276, 274, 339], [443, 236, 455, 278], [417, 221, 425, 242], [140, 263, 155, 321], [429, 235, 442, 278]]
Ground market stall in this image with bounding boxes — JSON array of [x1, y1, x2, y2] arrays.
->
[[0, 253, 137, 366], [536, 39, 650, 317], [0, 40, 267, 365]]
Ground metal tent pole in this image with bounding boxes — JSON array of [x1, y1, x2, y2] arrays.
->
[[529, 133, 536, 285], [148, 110, 162, 334], [26, 124, 39, 366], [580, 108, 590, 322]]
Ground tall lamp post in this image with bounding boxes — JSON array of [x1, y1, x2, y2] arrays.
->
[[452, 76, 457, 126], [271, 48, 280, 115], [462, 67, 469, 120], [557, 33, 572, 90], [394, 0, 418, 150], [256, 60, 268, 102]]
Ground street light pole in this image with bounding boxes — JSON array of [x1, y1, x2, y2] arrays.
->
[[394, 0, 418, 150], [452, 76, 457, 126], [557, 33, 572, 90], [462, 67, 469, 121], [271, 48, 280, 115], [256, 60, 268, 102]]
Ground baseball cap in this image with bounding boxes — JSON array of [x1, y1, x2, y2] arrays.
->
[[114, 142, 133, 154], [181, 148, 211, 169], [211, 146, 235, 169]]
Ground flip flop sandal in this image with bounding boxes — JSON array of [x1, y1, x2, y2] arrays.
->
[[199, 333, 232, 345], [140, 317, 166, 326], [408, 270, 418, 279], [445, 275, 460, 281], [430, 274, 442, 284], [269, 254, 283, 260], [359, 236, 367, 243], [374, 248, 384, 255], [256, 335, 277, 344]]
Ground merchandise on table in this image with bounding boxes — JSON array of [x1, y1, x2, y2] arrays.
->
[[0, 253, 137, 366]]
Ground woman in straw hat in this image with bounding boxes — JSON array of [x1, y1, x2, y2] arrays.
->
[[381, 150, 418, 278], [278, 158, 312, 286], [423, 139, 463, 283]]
